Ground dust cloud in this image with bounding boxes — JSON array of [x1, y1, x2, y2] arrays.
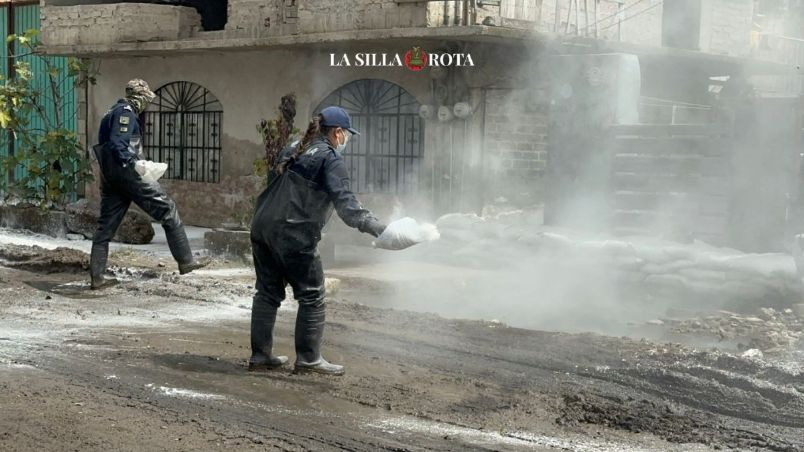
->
[[326, 3, 804, 348]]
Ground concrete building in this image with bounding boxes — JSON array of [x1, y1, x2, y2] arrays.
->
[[37, 0, 802, 238]]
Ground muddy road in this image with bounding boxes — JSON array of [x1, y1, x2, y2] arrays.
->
[[0, 245, 802, 451]]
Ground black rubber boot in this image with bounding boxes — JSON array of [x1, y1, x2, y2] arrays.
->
[[249, 300, 288, 371], [89, 243, 119, 290], [293, 303, 344, 376], [178, 257, 211, 275], [164, 225, 210, 274]]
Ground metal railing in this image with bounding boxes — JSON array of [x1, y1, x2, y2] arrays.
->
[[638, 97, 714, 125]]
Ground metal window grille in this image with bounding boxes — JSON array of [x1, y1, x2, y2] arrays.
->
[[143, 81, 223, 183], [316, 79, 424, 194]]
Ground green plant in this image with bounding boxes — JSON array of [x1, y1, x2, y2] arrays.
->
[[255, 93, 300, 182], [0, 29, 99, 208], [230, 93, 301, 228]]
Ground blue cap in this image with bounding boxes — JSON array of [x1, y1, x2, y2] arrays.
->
[[320, 106, 360, 136]]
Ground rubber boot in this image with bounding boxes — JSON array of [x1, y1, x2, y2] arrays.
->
[[249, 301, 289, 371], [89, 243, 119, 290], [164, 225, 210, 275], [293, 303, 344, 376]]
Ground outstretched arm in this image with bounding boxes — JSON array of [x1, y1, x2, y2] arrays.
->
[[322, 153, 386, 237]]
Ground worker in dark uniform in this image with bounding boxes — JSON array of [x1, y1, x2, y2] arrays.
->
[[90, 79, 209, 289], [249, 106, 386, 376]]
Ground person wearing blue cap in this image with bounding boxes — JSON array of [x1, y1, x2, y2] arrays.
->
[[248, 106, 387, 376]]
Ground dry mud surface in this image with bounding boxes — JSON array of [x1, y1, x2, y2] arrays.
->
[[0, 246, 802, 451]]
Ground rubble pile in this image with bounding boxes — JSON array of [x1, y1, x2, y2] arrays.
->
[[422, 210, 803, 308], [0, 244, 89, 273], [663, 308, 803, 354]]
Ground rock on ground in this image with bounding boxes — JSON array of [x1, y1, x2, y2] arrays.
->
[[0, 201, 154, 245], [65, 199, 154, 244]]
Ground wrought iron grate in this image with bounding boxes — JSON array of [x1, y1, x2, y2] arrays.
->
[[316, 79, 424, 194], [143, 81, 223, 183]]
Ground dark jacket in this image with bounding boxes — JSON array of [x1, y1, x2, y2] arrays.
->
[[98, 99, 142, 165], [251, 138, 384, 252]]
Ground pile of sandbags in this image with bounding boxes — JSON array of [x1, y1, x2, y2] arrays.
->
[[419, 210, 803, 307]]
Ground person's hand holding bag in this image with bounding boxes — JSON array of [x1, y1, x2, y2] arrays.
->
[[373, 217, 440, 250]]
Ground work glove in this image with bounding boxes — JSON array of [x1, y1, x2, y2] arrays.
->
[[363, 217, 387, 238]]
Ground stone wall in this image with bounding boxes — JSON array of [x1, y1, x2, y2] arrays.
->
[[225, 0, 298, 38], [40, 0, 526, 45], [223, 0, 477, 36], [296, 0, 430, 33], [41, 3, 201, 47], [39, 0, 756, 57]]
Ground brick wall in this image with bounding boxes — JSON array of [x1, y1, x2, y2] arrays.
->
[[41, 4, 201, 47], [483, 89, 549, 205]]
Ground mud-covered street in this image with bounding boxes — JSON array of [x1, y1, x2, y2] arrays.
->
[[6, 0, 804, 449], [0, 240, 802, 452]]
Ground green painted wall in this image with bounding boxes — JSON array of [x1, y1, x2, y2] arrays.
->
[[0, 4, 78, 198]]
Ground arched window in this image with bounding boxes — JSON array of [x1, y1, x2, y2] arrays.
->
[[143, 81, 223, 183], [315, 79, 424, 194]]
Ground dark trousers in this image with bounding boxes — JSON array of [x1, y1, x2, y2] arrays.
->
[[252, 240, 325, 309], [91, 153, 191, 274], [251, 239, 326, 362]]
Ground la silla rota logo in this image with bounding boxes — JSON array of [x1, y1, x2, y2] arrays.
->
[[330, 46, 473, 70], [404, 46, 427, 71]]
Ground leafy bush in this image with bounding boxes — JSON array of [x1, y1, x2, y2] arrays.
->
[[0, 29, 99, 208]]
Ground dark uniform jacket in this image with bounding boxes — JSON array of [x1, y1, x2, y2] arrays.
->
[[98, 99, 142, 165], [251, 138, 383, 253]]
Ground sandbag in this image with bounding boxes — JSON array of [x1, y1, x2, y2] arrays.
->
[[134, 160, 168, 184], [373, 217, 440, 250]]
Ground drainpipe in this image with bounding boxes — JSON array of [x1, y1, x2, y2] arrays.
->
[[554, 0, 561, 32], [478, 87, 487, 214], [80, 73, 90, 198]]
